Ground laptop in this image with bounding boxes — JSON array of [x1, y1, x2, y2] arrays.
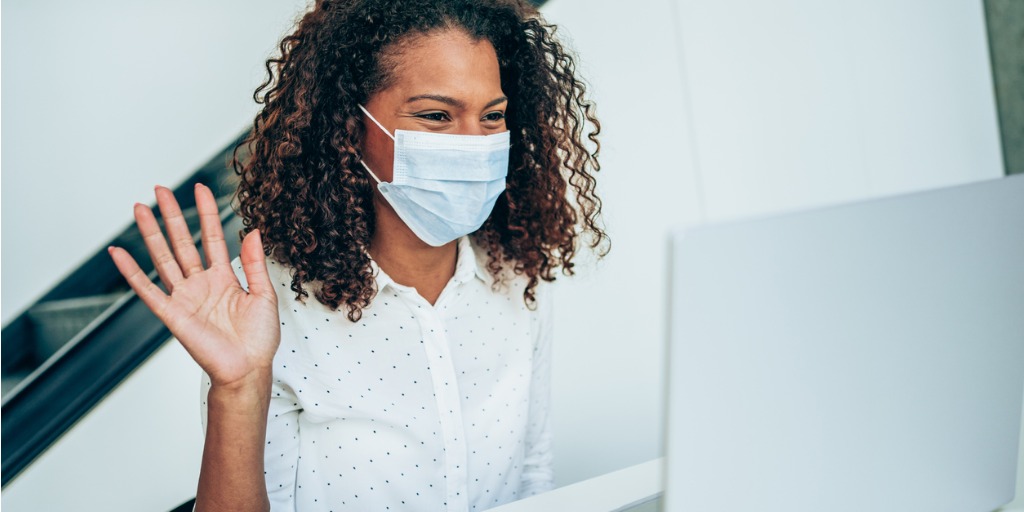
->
[[663, 175, 1024, 511]]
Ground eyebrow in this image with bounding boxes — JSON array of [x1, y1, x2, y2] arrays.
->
[[406, 94, 508, 110]]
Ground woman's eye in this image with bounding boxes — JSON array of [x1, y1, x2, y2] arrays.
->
[[417, 112, 449, 121], [483, 111, 506, 122]]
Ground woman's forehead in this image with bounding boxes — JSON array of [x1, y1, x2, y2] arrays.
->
[[379, 29, 503, 105]]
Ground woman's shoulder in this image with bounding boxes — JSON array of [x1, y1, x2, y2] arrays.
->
[[467, 236, 554, 308], [468, 237, 524, 291]]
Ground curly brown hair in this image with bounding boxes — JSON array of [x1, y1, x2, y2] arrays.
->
[[233, 0, 608, 321]]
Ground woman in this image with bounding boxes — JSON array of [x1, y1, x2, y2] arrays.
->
[[108, 0, 606, 510]]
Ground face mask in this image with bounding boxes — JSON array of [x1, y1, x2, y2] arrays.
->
[[357, 104, 510, 247]]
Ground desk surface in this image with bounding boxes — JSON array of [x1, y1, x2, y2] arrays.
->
[[490, 458, 1023, 512], [490, 459, 663, 512]]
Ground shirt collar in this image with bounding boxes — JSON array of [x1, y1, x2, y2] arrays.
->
[[369, 235, 488, 292], [457, 234, 491, 284]]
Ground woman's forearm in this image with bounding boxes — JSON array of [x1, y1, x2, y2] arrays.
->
[[194, 369, 273, 512]]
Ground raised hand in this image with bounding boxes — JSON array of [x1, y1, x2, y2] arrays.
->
[[108, 183, 281, 390]]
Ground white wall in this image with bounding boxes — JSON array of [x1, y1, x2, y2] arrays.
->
[[670, 0, 1003, 220], [538, 0, 705, 488], [1, 341, 204, 511], [0, 1, 308, 508], [541, 1, 1018, 507], [0, 0, 309, 324]]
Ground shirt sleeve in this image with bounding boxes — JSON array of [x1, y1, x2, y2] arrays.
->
[[197, 257, 302, 511], [519, 281, 555, 496]]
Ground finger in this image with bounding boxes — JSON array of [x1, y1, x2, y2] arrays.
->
[[134, 202, 185, 293], [154, 185, 205, 277], [195, 183, 230, 267], [107, 245, 171, 318], [239, 229, 277, 301]]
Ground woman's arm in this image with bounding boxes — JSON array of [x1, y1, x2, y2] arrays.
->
[[108, 183, 281, 510], [199, 363, 303, 511], [195, 371, 273, 512]]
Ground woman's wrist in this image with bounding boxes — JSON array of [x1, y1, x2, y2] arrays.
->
[[208, 368, 273, 411]]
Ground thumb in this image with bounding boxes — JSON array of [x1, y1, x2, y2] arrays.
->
[[239, 229, 276, 300]]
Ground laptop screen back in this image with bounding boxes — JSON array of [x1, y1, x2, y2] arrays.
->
[[664, 176, 1024, 512]]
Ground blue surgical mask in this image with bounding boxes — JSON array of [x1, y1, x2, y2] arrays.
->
[[358, 104, 510, 247]]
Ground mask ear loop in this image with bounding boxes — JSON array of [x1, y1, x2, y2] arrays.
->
[[359, 160, 383, 184], [358, 104, 396, 141], [357, 104, 395, 184]]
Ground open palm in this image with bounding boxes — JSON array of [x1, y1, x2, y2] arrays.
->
[[108, 184, 280, 389]]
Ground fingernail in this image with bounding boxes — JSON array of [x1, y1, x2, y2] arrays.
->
[[107, 246, 116, 253]]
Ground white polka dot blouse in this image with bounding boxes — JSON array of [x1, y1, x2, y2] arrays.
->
[[199, 235, 554, 511]]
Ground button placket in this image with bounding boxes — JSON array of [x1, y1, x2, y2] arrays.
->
[[415, 306, 470, 511]]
